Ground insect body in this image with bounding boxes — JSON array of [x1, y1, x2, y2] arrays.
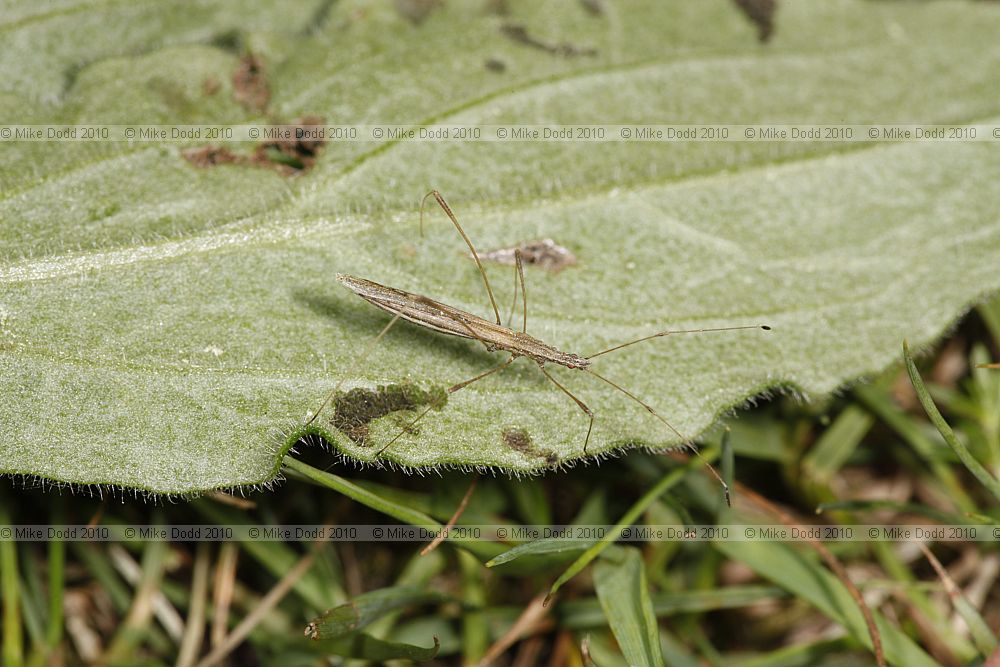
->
[[336, 274, 590, 369], [308, 191, 769, 474]]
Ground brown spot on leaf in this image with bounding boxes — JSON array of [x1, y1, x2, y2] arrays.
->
[[579, 0, 604, 16], [182, 146, 245, 168], [184, 116, 327, 175], [479, 239, 577, 273], [484, 57, 507, 73], [394, 0, 442, 24], [251, 115, 328, 174], [502, 427, 558, 464], [232, 53, 270, 112], [732, 0, 776, 43], [201, 76, 221, 96], [500, 23, 598, 57], [331, 383, 447, 445]]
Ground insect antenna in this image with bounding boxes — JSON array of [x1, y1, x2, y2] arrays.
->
[[421, 190, 503, 325], [586, 324, 771, 360], [585, 368, 731, 506], [304, 314, 401, 427]]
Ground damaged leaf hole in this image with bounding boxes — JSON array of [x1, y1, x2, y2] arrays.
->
[[183, 115, 328, 175], [232, 52, 270, 112], [502, 427, 558, 465], [185, 52, 325, 175], [330, 383, 448, 445]]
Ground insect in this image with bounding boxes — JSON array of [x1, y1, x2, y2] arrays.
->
[[306, 191, 769, 482]]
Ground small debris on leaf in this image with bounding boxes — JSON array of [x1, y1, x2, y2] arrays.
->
[[500, 23, 598, 57], [478, 239, 577, 273]]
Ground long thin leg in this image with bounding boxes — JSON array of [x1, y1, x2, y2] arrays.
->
[[586, 324, 771, 360], [506, 258, 518, 330], [505, 249, 528, 333], [515, 249, 527, 334], [305, 314, 401, 427], [539, 365, 594, 453], [585, 368, 730, 506], [420, 190, 502, 325], [375, 356, 516, 456]]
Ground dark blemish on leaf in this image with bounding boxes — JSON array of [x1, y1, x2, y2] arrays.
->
[[500, 23, 598, 57], [332, 383, 448, 445], [201, 77, 221, 96], [394, 0, 442, 24], [732, 0, 776, 43], [184, 116, 327, 175], [478, 239, 577, 273], [502, 427, 531, 450], [579, 0, 604, 16], [211, 29, 245, 54], [502, 427, 558, 464], [251, 115, 328, 174], [182, 146, 245, 168], [485, 58, 507, 73], [232, 53, 270, 112]]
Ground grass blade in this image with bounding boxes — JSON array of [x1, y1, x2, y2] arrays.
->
[[284, 456, 500, 560], [559, 586, 787, 628], [593, 548, 664, 667], [309, 632, 440, 661], [305, 587, 449, 640], [547, 464, 689, 600], [714, 540, 937, 667], [918, 543, 997, 656], [903, 341, 1000, 501], [1, 501, 24, 667], [486, 538, 593, 568]]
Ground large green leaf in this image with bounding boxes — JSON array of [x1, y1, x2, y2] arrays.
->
[[2, 0, 1000, 492]]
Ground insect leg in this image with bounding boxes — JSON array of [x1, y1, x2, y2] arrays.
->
[[420, 190, 502, 325], [539, 365, 594, 453], [375, 355, 517, 456], [305, 314, 401, 427], [516, 249, 527, 334], [505, 249, 528, 334], [585, 368, 730, 506]]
